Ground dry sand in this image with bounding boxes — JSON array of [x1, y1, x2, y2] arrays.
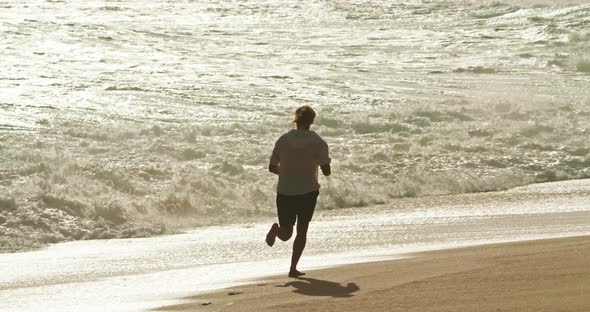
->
[[156, 236, 590, 312]]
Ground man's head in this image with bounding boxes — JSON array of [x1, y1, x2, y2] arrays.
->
[[294, 105, 316, 129]]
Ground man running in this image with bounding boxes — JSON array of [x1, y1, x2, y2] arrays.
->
[[265, 105, 331, 278]]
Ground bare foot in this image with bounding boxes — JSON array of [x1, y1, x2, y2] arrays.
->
[[288, 270, 306, 278], [265, 223, 279, 247]]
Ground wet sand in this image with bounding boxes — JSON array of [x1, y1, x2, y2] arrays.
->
[[156, 235, 590, 312]]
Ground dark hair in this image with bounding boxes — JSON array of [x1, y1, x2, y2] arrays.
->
[[294, 105, 316, 125]]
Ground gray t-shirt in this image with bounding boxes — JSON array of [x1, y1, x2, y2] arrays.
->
[[270, 129, 331, 196]]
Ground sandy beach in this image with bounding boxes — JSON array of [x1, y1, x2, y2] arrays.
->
[[157, 236, 589, 312]]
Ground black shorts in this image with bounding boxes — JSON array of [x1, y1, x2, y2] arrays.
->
[[276, 190, 319, 227]]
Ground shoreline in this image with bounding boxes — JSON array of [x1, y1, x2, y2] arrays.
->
[[2, 178, 589, 254], [2, 178, 589, 311], [155, 235, 590, 312]]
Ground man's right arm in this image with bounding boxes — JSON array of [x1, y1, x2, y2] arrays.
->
[[320, 164, 331, 176], [318, 138, 331, 176]]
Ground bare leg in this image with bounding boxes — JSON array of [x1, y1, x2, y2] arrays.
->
[[289, 222, 309, 277], [277, 225, 293, 241], [266, 223, 293, 246]]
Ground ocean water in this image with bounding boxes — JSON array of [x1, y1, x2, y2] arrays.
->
[[1, 1, 590, 233], [0, 179, 589, 311]]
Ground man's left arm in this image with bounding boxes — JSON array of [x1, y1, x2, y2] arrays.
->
[[269, 164, 280, 175], [269, 141, 280, 175]]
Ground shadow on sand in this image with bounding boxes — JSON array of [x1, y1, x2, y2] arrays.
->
[[277, 277, 360, 298]]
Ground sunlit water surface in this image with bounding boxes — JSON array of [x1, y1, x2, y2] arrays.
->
[[1, 0, 590, 227]]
